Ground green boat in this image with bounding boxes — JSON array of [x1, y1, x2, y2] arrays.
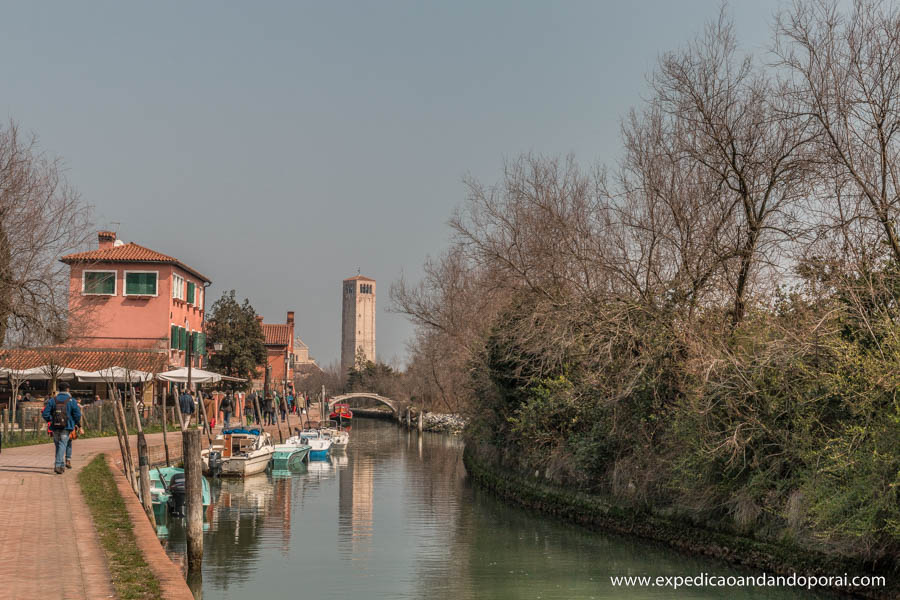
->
[[150, 466, 212, 534], [272, 444, 311, 471]]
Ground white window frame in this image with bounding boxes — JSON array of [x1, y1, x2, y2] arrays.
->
[[172, 274, 185, 301], [123, 270, 159, 297], [82, 269, 117, 296]]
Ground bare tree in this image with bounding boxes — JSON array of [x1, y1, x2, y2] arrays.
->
[[0, 120, 92, 345], [776, 0, 900, 267], [652, 10, 813, 326]]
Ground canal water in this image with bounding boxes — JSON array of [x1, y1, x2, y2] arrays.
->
[[162, 419, 826, 599]]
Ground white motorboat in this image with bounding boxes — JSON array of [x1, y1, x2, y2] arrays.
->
[[288, 428, 332, 460], [203, 428, 275, 477], [319, 420, 350, 451]]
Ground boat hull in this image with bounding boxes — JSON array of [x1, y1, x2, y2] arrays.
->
[[309, 448, 330, 461], [218, 451, 273, 477], [273, 445, 310, 470]]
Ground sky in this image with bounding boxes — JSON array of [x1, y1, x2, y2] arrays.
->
[[0, 0, 787, 367]]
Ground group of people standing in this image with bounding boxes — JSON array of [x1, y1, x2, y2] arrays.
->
[[176, 386, 302, 429]]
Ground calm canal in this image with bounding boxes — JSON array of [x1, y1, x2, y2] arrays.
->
[[162, 419, 825, 599]]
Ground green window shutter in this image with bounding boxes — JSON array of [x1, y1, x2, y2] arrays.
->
[[187, 282, 195, 305], [171, 325, 177, 349], [179, 327, 186, 350], [125, 272, 157, 295], [84, 271, 115, 294]]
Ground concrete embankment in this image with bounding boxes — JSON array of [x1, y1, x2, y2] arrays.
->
[[463, 444, 896, 600]]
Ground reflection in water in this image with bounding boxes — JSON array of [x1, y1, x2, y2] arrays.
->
[[163, 420, 826, 600]]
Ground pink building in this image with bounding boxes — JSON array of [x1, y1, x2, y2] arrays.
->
[[61, 231, 211, 368]]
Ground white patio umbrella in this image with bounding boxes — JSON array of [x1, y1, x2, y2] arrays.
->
[[157, 367, 227, 384], [76, 367, 154, 383]]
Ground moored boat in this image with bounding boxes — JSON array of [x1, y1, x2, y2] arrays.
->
[[289, 428, 332, 460], [328, 403, 353, 422], [150, 466, 212, 528], [203, 428, 275, 477], [272, 442, 311, 470], [319, 420, 350, 451]]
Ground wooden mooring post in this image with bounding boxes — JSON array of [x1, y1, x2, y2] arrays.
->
[[183, 428, 204, 574], [129, 389, 156, 530], [418, 410, 424, 433]]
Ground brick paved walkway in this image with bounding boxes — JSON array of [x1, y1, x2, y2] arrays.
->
[[0, 416, 304, 600]]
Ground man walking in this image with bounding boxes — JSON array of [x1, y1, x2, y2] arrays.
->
[[179, 387, 195, 428], [41, 382, 81, 474], [220, 388, 234, 428]]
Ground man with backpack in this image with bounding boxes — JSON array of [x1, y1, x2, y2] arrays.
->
[[41, 382, 81, 474]]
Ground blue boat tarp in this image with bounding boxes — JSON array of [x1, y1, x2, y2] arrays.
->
[[222, 427, 261, 436]]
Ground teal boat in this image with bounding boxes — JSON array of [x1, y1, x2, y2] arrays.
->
[[272, 443, 311, 471], [150, 466, 212, 532]]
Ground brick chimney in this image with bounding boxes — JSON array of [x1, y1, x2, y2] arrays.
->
[[286, 311, 294, 325], [256, 315, 264, 326], [98, 231, 116, 250]]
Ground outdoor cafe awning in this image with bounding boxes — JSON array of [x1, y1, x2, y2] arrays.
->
[[75, 367, 154, 383], [0, 366, 93, 381], [157, 367, 246, 384]]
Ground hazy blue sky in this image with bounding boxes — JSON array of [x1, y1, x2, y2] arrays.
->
[[1, 1, 786, 367]]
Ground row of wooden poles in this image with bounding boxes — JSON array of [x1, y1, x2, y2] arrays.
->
[[398, 406, 424, 432], [111, 383, 282, 577]]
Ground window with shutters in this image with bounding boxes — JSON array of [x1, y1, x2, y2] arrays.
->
[[187, 281, 195, 304], [83, 271, 116, 295], [171, 325, 178, 349], [172, 274, 185, 300], [124, 271, 158, 296]]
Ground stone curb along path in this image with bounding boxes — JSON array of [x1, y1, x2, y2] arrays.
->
[[105, 453, 194, 600]]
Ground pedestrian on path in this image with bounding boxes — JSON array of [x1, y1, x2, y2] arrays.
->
[[246, 391, 258, 424], [220, 388, 235, 428], [65, 397, 85, 469], [41, 382, 81, 474], [179, 388, 195, 427]]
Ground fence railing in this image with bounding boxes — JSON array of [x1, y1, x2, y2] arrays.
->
[[0, 402, 179, 447]]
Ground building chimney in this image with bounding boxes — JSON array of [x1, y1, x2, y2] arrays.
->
[[256, 315, 264, 325], [286, 311, 295, 325], [98, 231, 116, 250]]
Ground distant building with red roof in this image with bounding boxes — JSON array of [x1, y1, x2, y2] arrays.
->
[[61, 231, 210, 369], [253, 311, 295, 393]]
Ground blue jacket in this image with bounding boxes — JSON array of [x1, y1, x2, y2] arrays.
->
[[179, 392, 195, 415], [42, 393, 81, 431]]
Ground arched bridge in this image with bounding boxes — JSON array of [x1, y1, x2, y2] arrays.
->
[[328, 392, 397, 414]]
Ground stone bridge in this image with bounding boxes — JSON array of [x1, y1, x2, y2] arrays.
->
[[327, 392, 397, 414]]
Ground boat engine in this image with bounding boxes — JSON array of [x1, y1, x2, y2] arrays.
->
[[208, 450, 223, 477], [167, 473, 187, 517]]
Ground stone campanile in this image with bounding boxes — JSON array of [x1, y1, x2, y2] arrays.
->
[[341, 275, 376, 375]]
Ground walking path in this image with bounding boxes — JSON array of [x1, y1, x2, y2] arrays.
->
[[0, 415, 304, 600]]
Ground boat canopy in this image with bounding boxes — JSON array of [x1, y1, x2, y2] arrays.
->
[[222, 427, 262, 436]]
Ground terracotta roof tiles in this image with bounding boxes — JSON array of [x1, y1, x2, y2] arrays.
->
[[0, 348, 169, 372], [61, 243, 210, 282], [261, 324, 292, 346]]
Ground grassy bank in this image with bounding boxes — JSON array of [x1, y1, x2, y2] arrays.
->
[[78, 455, 163, 600], [463, 444, 896, 599]]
